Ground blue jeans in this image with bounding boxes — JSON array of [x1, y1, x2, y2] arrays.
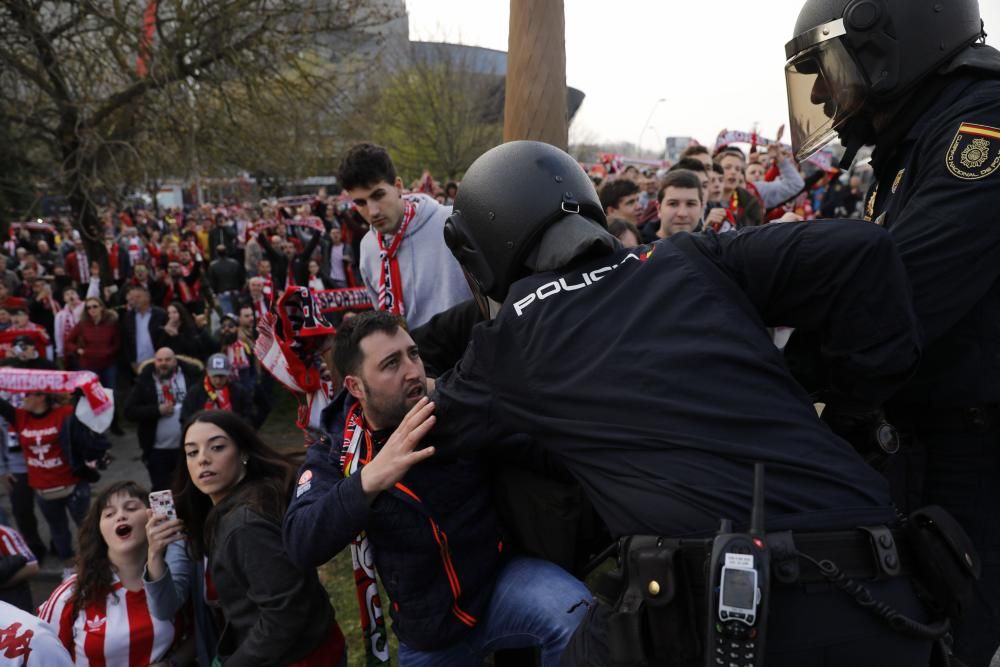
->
[[397, 556, 590, 667], [35, 482, 90, 560], [217, 291, 240, 316]]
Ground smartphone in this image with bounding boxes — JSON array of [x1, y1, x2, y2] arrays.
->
[[149, 490, 177, 521]]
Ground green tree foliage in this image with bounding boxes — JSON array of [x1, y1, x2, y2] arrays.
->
[[0, 0, 400, 264], [357, 42, 504, 182]]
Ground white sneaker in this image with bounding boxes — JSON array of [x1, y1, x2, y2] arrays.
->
[[61, 568, 74, 581]]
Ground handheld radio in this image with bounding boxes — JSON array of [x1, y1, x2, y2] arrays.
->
[[705, 463, 769, 667]]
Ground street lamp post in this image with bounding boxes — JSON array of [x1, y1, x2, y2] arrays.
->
[[637, 97, 667, 155]]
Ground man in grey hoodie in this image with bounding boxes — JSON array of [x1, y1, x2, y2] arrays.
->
[[339, 143, 472, 329]]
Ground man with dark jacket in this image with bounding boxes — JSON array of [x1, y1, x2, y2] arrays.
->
[[283, 311, 589, 666], [122, 284, 167, 373], [258, 228, 322, 289], [180, 353, 253, 424], [124, 347, 201, 490], [206, 246, 245, 315]]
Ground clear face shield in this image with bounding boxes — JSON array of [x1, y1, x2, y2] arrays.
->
[[461, 267, 502, 320], [784, 19, 870, 161]]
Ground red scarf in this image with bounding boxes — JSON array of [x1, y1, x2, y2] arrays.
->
[[375, 199, 416, 315], [340, 404, 391, 665], [227, 340, 250, 371], [261, 276, 274, 304], [105, 241, 120, 280], [159, 378, 175, 403], [203, 376, 231, 411], [126, 237, 143, 264]]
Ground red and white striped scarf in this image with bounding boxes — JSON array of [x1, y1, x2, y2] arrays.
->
[[126, 236, 144, 265], [375, 199, 416, 316], [202, 376, 232, 411], [227, 340, 250, 371], [340, 404, 390, 665], [105, 241, 120, 280]]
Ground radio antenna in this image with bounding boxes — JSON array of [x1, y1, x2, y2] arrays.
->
[[749, 463, 766, 537]]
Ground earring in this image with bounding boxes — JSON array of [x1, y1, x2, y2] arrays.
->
[[241, 456, 248, 465]]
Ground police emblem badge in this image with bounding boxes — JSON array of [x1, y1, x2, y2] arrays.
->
[[946, 123, 1000, 180]]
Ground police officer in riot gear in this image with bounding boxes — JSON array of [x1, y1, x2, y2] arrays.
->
[[427, 140, 951, 666], [786, 1, 1000, 663]]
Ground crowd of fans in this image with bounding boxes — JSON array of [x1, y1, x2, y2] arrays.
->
[[0, 138, 870, 665]]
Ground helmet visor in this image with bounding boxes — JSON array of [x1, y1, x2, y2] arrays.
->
[[784, 30, 868, 161]]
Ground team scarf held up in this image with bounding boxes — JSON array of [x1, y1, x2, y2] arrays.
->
[[376, 198, 417, 316], [0, 368, 113, 432], [202, 376, 231, 411]]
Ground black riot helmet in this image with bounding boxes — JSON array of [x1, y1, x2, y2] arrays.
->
[[785, 0, 984, 160], [443, 141, 606, 305]]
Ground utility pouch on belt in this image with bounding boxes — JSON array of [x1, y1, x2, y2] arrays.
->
[[601, 536, 703, 667], [907, 505, 981, 619]]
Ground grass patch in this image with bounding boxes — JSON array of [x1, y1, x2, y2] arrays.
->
[[319, 557, 400, 666]]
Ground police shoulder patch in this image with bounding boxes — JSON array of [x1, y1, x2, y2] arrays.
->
[[946, 123, 1000, 180]]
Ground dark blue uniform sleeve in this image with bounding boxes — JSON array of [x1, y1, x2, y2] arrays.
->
[[282, 439, 371, 569], [684, 220, 922, 405], [429, 323, 502, 455], [885, 109, 1000, 344]]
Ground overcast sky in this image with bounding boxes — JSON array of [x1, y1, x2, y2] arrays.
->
[[406, 0, 1000, 151]]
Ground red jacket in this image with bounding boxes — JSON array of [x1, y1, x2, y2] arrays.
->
[[66, 317, 121, 370]]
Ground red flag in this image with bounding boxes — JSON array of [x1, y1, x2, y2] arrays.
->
[[136, 1, 157, 77]]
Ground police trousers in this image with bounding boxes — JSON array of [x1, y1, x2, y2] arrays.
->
[[560, 575, 933, 667], [885, 406, 1000, 667]]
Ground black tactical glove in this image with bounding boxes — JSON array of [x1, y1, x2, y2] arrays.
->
[[821, 399, 900, 468]]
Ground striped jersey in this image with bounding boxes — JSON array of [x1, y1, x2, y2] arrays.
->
[[0, 526, 35, 563], [37, 575, 175, 667]]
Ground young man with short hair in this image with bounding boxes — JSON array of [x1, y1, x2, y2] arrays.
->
[[715, 148, 764, 229], [339, 143, 471, 329], [657, 170, 705, 238], [284, 311, 589, 666], [598, 179, 642, 224]]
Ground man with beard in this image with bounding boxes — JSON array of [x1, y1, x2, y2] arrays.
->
[[283, 311, 589, 666], [216, 313, 255, 397], [124, 347, 201, 490]]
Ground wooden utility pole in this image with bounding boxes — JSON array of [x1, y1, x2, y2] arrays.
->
[[503, 0, 568, 149]]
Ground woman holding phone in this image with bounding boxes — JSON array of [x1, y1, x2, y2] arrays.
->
[[170, 410, 345, 667], [38, 480, 183, 666]]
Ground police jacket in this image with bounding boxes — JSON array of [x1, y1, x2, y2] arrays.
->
[[864, 46, 1000, 404], [432, 221, 922, 539], [283, 390, 503, 651]]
